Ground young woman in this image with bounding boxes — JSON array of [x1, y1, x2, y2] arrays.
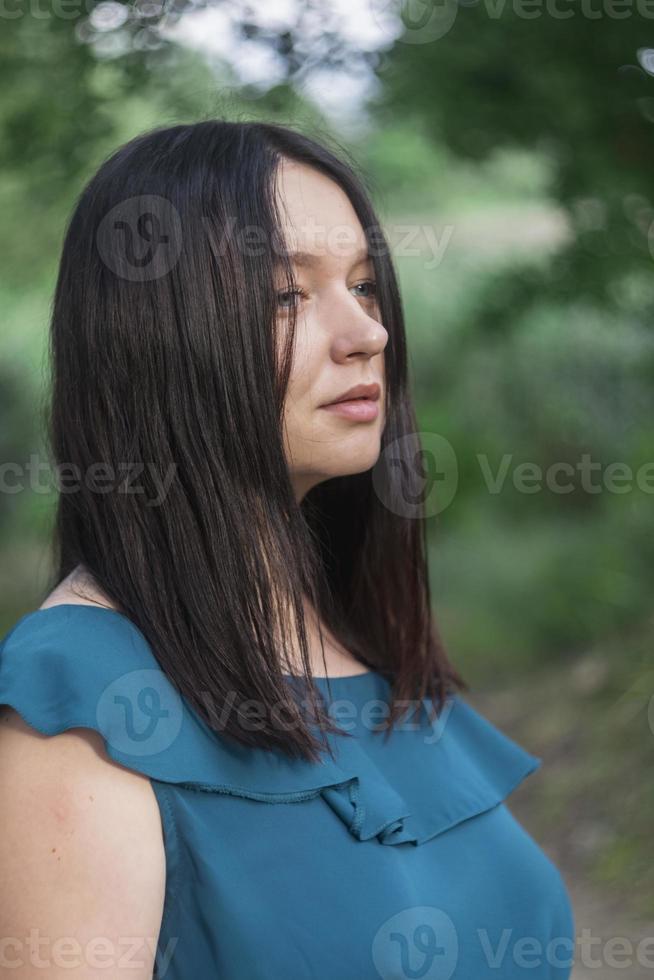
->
[[0, 120, 575, 979]]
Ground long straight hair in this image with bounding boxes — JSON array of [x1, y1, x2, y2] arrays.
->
[[46, 119, 467, 762]]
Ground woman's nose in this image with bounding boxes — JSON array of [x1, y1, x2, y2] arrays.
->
[[327, 292, 388, 363]]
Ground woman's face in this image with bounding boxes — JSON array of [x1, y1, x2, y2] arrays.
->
[[274, 160, 388, 501]]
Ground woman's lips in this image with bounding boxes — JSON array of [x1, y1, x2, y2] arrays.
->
[[320, 398, 380, 422]]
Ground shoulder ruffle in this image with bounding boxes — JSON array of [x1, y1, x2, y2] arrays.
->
[[0, 606, 541, 847]]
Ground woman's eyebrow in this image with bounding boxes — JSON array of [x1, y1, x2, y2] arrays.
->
[[277, 246, 371, 269]]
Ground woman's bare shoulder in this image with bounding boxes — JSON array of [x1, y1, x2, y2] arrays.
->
[[0, 705, 166, 977]]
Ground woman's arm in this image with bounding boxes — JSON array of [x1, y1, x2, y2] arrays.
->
[[0, 705, 166, 978]]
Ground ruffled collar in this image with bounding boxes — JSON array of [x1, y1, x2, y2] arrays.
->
[[0, 605, 542, 847]]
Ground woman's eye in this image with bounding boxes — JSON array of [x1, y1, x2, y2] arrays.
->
[[351, 280, 378, 300], [277, 288, 305, 310], [277, 281, 377, 310]]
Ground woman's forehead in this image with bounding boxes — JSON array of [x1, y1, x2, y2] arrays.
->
[[274, 160, 369, 268]]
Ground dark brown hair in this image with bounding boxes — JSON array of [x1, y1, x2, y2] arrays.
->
[[46, 118, 467, 762]]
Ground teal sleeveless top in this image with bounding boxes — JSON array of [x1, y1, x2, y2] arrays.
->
[[0, 605, 575, 979]]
